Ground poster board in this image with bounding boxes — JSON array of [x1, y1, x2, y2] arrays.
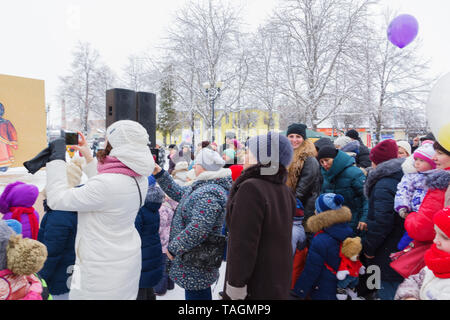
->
[[0, 74, 47, 170]]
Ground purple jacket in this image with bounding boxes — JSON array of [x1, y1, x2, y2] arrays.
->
[[394, 171, 430, 213], [158, 196, 178, 253], [0, 181, 40, 239]]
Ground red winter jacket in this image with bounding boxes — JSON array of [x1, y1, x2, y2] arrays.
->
[[405, 169, 450, 243]]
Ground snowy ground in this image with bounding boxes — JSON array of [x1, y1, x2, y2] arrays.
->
[[0, 166, 47, 193], [157, 262, 227, 300], [1, 163, 227, 301]]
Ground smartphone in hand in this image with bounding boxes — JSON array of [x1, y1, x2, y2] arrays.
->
[[65, 132, 79, 145]]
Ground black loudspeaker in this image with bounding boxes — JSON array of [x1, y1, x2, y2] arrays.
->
[[136, 91, 157, 147], [105, 88, 137, 128]]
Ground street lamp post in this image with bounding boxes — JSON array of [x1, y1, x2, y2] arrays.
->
[[203, 81, 223, 143]]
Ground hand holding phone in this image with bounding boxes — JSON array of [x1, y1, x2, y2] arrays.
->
[[71, 131, 94, 164], [65, 132, 79, 145]]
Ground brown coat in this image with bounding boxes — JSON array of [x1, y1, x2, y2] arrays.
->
[[223, 163, 296, 300]]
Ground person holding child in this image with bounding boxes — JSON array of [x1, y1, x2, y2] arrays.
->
[[395, 207, 450, 300]]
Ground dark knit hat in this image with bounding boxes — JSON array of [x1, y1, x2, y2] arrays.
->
[[287, 123, 307, 140], [345, 129, 360, 140], [315, 193, 345, 214], [247, 132, 294, 168], [317, 146, 338, 160], [314, 137, 334, 152], [369, 139, 398, 165]]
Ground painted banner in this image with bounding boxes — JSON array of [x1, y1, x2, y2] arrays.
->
[[0, 74, 47, 171]]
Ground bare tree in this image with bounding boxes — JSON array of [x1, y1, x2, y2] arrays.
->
[[271, 0, 377, 129], [352, 10, 434, 143], [247, 24, 282, 131], [58, 42, 117, 135], [161, 0, 249, 136]]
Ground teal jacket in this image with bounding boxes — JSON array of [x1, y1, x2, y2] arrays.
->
[[321, 150, 368, 233]]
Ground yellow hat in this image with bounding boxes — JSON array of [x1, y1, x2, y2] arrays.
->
[[437, 122, 450, 152]]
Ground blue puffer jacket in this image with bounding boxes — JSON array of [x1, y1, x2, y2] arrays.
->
[[154, 168, 232, 291], [37, 200, 77, 296], [135, 177, 165, 288], [293, 206, 353, 300]]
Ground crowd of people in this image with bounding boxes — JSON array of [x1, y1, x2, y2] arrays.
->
[[0, 118, 449, 301]]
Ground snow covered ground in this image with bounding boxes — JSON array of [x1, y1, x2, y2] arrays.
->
[[0, 166, 47, 193], [1, 163, 227, 301], [157, 262, 227, 300]]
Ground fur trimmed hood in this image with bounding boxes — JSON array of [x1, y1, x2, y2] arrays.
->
[[424, 169, 450, 190], [194, 167, 231, 182], [364, 158, 405, 197], [306, 206, 352, 233], [190, 168, 233, 193]]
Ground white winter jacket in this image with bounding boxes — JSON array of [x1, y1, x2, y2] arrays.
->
[[45, 159, 148, 300]]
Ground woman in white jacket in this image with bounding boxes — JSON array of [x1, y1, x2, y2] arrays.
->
[[43, 120, 155, 300]]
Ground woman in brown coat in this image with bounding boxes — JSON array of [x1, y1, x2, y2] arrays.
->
[[223, 132, 296, 300]]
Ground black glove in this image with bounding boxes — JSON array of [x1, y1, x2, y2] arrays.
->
[[23, 146, 51, 174], [23, 138, 66, 174], [48, 138, 67, 162]]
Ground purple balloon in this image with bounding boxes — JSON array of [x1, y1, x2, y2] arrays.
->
[[387, 14, 419, 49]]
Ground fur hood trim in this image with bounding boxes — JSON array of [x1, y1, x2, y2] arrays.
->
[[425, 169, 450, 190], [364, 158, 405, 197], [174, 161, 189, 171], [306, 206, 352, 233], [195, 168, 232, 181]]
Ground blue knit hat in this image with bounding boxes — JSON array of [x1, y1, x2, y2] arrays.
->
[[315, 193, 345, 214]]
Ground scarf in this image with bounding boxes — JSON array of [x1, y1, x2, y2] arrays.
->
[[424, 244, 450, 279], [97, 156, 140, 177], [286, 139, 317, 191], [10, 207, 39, 240]]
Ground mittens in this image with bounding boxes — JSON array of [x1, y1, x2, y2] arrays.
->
[[48, 138, 67, 162]]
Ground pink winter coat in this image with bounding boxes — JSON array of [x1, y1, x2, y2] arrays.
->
[[158, 196, 178, 253], [0, 269, 43, 300]]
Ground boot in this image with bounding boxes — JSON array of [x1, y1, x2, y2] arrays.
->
[[336, 288, 349, 300]]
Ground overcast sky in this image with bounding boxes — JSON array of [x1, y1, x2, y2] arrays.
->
[[1, 0, 449, 122]]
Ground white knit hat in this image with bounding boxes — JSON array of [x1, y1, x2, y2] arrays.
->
[[397, 140, 412, 156], [334, 136, 353, 149], [106, 120, 155, 176]]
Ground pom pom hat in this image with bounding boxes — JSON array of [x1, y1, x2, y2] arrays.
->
[[315, 193, 345, 214]]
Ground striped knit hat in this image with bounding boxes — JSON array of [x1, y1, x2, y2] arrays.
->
[[315, 193, 345, 214]]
